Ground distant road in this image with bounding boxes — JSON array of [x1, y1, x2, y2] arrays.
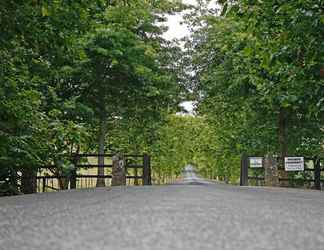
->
[[0, 165, 323, 250], [176, 164, 215, 185]]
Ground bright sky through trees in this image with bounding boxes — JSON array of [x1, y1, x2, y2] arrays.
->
[[164, 0, 218, 114], [164, 0, 218, 40], [164, 0, 195, 113]]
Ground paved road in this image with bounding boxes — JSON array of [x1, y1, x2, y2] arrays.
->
[[177, 165, 215, 185], [0, 166, 323, 250]]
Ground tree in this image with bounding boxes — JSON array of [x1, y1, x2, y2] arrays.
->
[[0, 0, 186, 194], [0, 0, 108, 194], [78, 1, 184, 186]]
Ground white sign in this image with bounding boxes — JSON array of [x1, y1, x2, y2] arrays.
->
[[285, 157, 304, 171], [249, 157, 263, 168], [118, 160, 124, 169]]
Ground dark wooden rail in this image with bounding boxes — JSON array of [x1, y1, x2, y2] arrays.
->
[[36, 153, 151, 193]]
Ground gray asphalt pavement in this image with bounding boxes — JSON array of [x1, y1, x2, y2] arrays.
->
[[0, 166, 323, 250], [176, 165, 216, 185]]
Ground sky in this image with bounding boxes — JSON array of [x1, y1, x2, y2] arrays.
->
[[163, 0, 192, 41], [163, 0, 218, 41], [162, 0, 203, 114]]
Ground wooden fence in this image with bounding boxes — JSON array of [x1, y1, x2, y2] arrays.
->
[[35, 153, 151, 193]]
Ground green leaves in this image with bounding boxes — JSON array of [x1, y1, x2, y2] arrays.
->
[[184, 0, 324, 180], [0, 0, 108, 194], [41, 6, 49, 17]]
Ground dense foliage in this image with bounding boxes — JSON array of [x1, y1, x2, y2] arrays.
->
[[185, 0, 323, 179], [1, 0, 323, 194], [151, 115, 240, 183], [0, 0, 185, 194]]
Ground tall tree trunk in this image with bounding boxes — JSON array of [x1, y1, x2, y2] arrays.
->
[[21, 168, 37, 194], [96, 116, 107, 187], [58, 178, 69, 190], [278, 107, 288, 186], [158, 166, 161, 184], [278, 107, 288, 159], [134, 167, 138, 185]]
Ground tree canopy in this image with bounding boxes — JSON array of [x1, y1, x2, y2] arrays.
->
[[1, 0, 323, 194], [185, 0, 323, 174], [0, 0, 186, 194]]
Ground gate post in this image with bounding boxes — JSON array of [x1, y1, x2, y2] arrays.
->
[[112, 154, 126, 186], [264, 154, 279, 187], [143, 154, 151, 185], [314, 157, 321, 190], [240, 154, 249, 186]]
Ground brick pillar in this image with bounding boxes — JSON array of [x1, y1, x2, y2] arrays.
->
[[111, 154, 126, 186], [264, 154, 279, 187]]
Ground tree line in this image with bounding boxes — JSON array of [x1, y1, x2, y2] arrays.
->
[[0, 0, 187, 195], [184, 0, 323, 181], [1, 0, 323, 195]]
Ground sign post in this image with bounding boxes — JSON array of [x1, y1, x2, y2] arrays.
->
[[284, 157, 304, 171]]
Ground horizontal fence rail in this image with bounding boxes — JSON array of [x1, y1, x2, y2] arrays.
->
[[33, 153, 151, 193]]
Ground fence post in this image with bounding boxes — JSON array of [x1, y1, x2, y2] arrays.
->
[[314, 157, 321, 190], [240, 154, 248, 186], [143, 154, 151, 185], [148, 156, 152, 185], [70, 154, 78, 189]]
